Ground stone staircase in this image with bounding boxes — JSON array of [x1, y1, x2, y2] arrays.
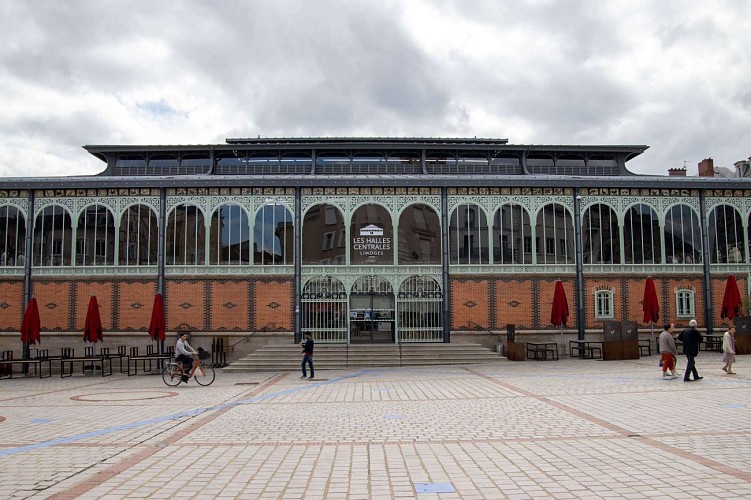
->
[[223, 343, 504, 372]]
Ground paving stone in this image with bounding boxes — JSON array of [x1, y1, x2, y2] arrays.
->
[[0, 354, 749, 497]]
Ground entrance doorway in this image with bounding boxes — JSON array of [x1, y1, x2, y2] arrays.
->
[[350, 276, 395, 343]]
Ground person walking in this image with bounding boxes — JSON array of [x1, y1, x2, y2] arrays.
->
[[300, 332, 315, 380], [722, 325, 737, 374], [659, 323, 678, 378], [678, 319, 703, 382]]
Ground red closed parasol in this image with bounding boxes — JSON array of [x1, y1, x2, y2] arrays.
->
[[642, 277, 660, 348], [20, 298, 41, 345], [551, 281, 569, 354], [148, 293, 166, 341], [551, 281, 569, 327], [642, 277, 660, 324], [720, 275, 742, 320], [83, 296, 103, 343]]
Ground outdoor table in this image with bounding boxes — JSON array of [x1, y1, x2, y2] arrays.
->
[[0, 350, 53, 379], [127, 346, 173, 376], [703, 335, 723, 352], [526, 342, 559, 361], [100, 346, 127, 373], [569, 340, 602, 359], [60, 346, 113, 378]]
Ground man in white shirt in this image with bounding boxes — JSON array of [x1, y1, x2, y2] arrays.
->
[[175, 331, 200, 383]]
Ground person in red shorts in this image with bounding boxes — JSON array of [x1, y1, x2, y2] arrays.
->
[[659, 323, 678, 379]]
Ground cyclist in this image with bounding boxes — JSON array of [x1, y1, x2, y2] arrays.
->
[[175, 331, 200, 383]]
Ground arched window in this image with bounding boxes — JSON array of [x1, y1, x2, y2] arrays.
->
[[449, 203, 488, 264], [0, 205, 25, 267], [302, 204, 345, 265], [33, 205, 73, 266], [166, 203, 205, 265], [255, 203, 293, 265], [119, 204, 158, 266], [209, 203, 250, 265], [350, 204, 392, 265], [582, 204, 620, 264], [624, 204, 661, 264], [76, 204, 116, 266], [708, 205, 744, 263], [664, 204, 702, 264], [535, 203, 574, 264], [492, 204, 531, 264], [398, 204, 441, 264]]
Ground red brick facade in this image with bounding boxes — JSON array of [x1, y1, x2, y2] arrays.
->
[[2, 274, 743, 336], [1, 277, 294, 335]]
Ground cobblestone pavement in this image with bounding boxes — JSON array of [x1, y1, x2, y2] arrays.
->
[[1, 352, 750, 499]]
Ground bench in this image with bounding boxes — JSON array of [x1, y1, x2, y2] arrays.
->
[[0, 350, 53, 379], [127, 345, 173, 376], [60, 347, 113, 378], [638, 339, 652, 357], [526, 342, 559, 361]]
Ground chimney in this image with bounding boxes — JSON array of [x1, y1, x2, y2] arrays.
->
[[698, 158, 714, 177], [668, 167, 687, 177], [735, 160, 751, 178]]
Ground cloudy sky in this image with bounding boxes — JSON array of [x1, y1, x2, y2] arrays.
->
[[1, 0, 749, 178]]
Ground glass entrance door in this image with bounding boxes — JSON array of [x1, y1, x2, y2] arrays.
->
[[349, 292, 395, 343]]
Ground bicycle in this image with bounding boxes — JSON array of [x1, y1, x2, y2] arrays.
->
[[162, 355, 215, 386]]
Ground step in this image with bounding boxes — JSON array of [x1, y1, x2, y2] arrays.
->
[[225, 343, 504, 371]]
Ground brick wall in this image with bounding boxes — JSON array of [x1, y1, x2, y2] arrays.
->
[[451, 277, 575, 331], [118, 281, 159, 331], [0, 273, 742, 348], [0, 279, 24, 332], [1, 277, 294, 335]]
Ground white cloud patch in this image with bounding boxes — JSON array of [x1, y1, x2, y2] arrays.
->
[[0, 0, 750, 177]]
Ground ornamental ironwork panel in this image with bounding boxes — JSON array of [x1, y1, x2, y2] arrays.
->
[[301, 277, 348, 343], [301, 265, 442, 291], [397, 275, 443, 342]]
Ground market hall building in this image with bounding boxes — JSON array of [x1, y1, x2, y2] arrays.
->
[[1, 137, 749, 361]]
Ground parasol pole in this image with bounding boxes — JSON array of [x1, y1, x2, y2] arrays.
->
[[651, 321, 655, 352]]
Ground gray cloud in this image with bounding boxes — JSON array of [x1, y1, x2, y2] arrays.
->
[[0, 0, 750, 177]]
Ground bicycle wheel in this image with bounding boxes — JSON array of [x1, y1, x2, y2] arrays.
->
[[193, 363, 215, 386], [162, 362, 183, 386]]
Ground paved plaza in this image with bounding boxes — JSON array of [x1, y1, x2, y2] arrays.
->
[[1, 352, 750, 499]]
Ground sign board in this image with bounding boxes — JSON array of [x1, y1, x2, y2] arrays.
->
[[351, 223, 393, 264], [603, 321, 621, 342], [734, 316, 751, 336], [621, 320, 638, 341]]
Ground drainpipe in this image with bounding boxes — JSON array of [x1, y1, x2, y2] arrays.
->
[[441, 186, 450, 342], [158, 188, 166, 296], [22, 190, 35, 369], [294, 187, 302, 344], [574, 189, 585, 340], [700, 189, 713, 334], [157, 188, 166, 357]]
